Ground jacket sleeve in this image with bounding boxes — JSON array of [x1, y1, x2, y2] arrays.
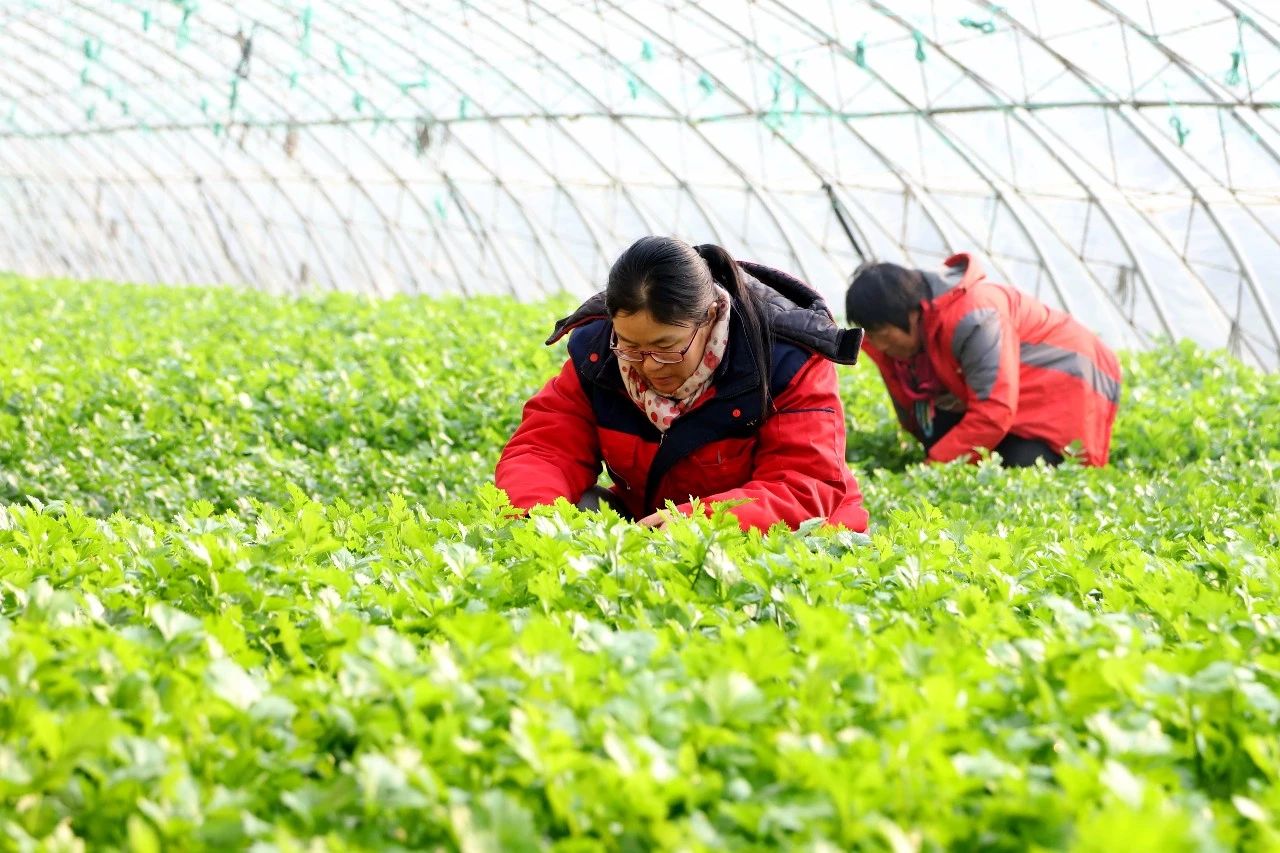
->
[[677, 357, 869, 532], [495, 359, 601, 509], [927, 303, 1019, 464]]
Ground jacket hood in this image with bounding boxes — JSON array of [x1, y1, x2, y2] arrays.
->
[[922, 252, 987, 307]]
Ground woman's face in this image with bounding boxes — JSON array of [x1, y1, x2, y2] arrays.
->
[[611, 304, 718, 394]]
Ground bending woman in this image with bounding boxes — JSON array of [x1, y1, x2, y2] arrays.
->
[[496, 236, 869, 532]]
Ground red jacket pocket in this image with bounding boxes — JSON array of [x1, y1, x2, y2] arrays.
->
[[598, 428, 645, 495], [659, 436, 757, 504]]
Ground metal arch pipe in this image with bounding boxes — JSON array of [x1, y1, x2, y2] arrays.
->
[[281, 2, 574, 297], [235, 0, 472, 295], [1214, 1, 1280, 202], [0, 18, 208, 285], [253, 6, 508, 299], [309, 16, 545, 299], [598, 0, 1019, 283], [0, 171, 32, 268], [691, 0, 1116, 299], [1218, 0, 1280, 105], [952, 0, 1187, 335], [188, 0, 518, 298], [977, 0, 1269, 361], [420, 2, 698, 242], [304, 0, 640, 297], [682, 3, 935, 263], [972, 0, 1264, 356], [516, 0, 811, 273], [862, 1, 1168, 327], [190, 5, 445, 297], [463, 0, 895, 282], [383, 1, 635, 278], [0, 129, 173, 286], [1116, 105, 1275, 364], [17, 3, 829, 294], [514, 4, 885, 262], [1128, 0, 1280, 160], [55, 3, 309, 289], [84, 0, 458, 297], [575, 0, 1004, 291], [560, 0, 824, 283], [351, 0, 615, 292], [701, 0, 1090, 300], [0, 7, 95, 276], [1096, 4, 1280, 189], [1090, 3, 1280, 360], [862, 3, 1186, 338], [50, 2, 342, 291], [15, 0, 988, 298], [1087, 0, 1280, 355], [749, 0, 1089, 308], [0, 172, 75, 277], [678, 2, 970, 277], [7, 0, 1269, 343], [1235, 0, 1280, 29], [0, 135, 169, 284]]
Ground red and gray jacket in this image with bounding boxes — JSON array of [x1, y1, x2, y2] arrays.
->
[[864, 253, 1122, 466], [496, 262, 870, 532]]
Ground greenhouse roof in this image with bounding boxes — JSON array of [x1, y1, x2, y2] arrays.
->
[[2, 0, 1278, 366]]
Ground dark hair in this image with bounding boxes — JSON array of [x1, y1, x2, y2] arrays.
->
[[606, 236, 773, 415], [845, 261, 926, 331]]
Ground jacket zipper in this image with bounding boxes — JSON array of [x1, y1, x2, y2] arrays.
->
[[606, 464, 631, 492], [777, 406, 835, 415]]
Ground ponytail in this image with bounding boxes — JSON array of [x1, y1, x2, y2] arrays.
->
[[694, 243, 774, 417]]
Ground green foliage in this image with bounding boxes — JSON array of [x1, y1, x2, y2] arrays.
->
[[0, 274, 1278, 849], [0, 276, 568, 517]]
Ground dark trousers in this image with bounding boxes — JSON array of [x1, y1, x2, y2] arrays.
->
[[925, 408, 1063, 468]]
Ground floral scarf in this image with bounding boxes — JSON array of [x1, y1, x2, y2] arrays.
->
[[619, 285, 732, 432]]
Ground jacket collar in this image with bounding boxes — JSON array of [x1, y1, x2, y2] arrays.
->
[[920, 254, 982, 318]]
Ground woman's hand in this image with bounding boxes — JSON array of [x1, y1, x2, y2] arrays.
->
[[637, 510, 670, 528]]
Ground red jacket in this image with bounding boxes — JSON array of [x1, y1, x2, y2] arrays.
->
[[864, 253, 1122, 466], [497, 267, 870, 532]]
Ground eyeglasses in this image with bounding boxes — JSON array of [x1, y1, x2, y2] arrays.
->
[[609, 322, 704, 364]]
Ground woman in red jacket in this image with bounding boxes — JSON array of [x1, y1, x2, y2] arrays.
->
[[846, 253, 1121, 467], [496, 236, 870, 532]]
